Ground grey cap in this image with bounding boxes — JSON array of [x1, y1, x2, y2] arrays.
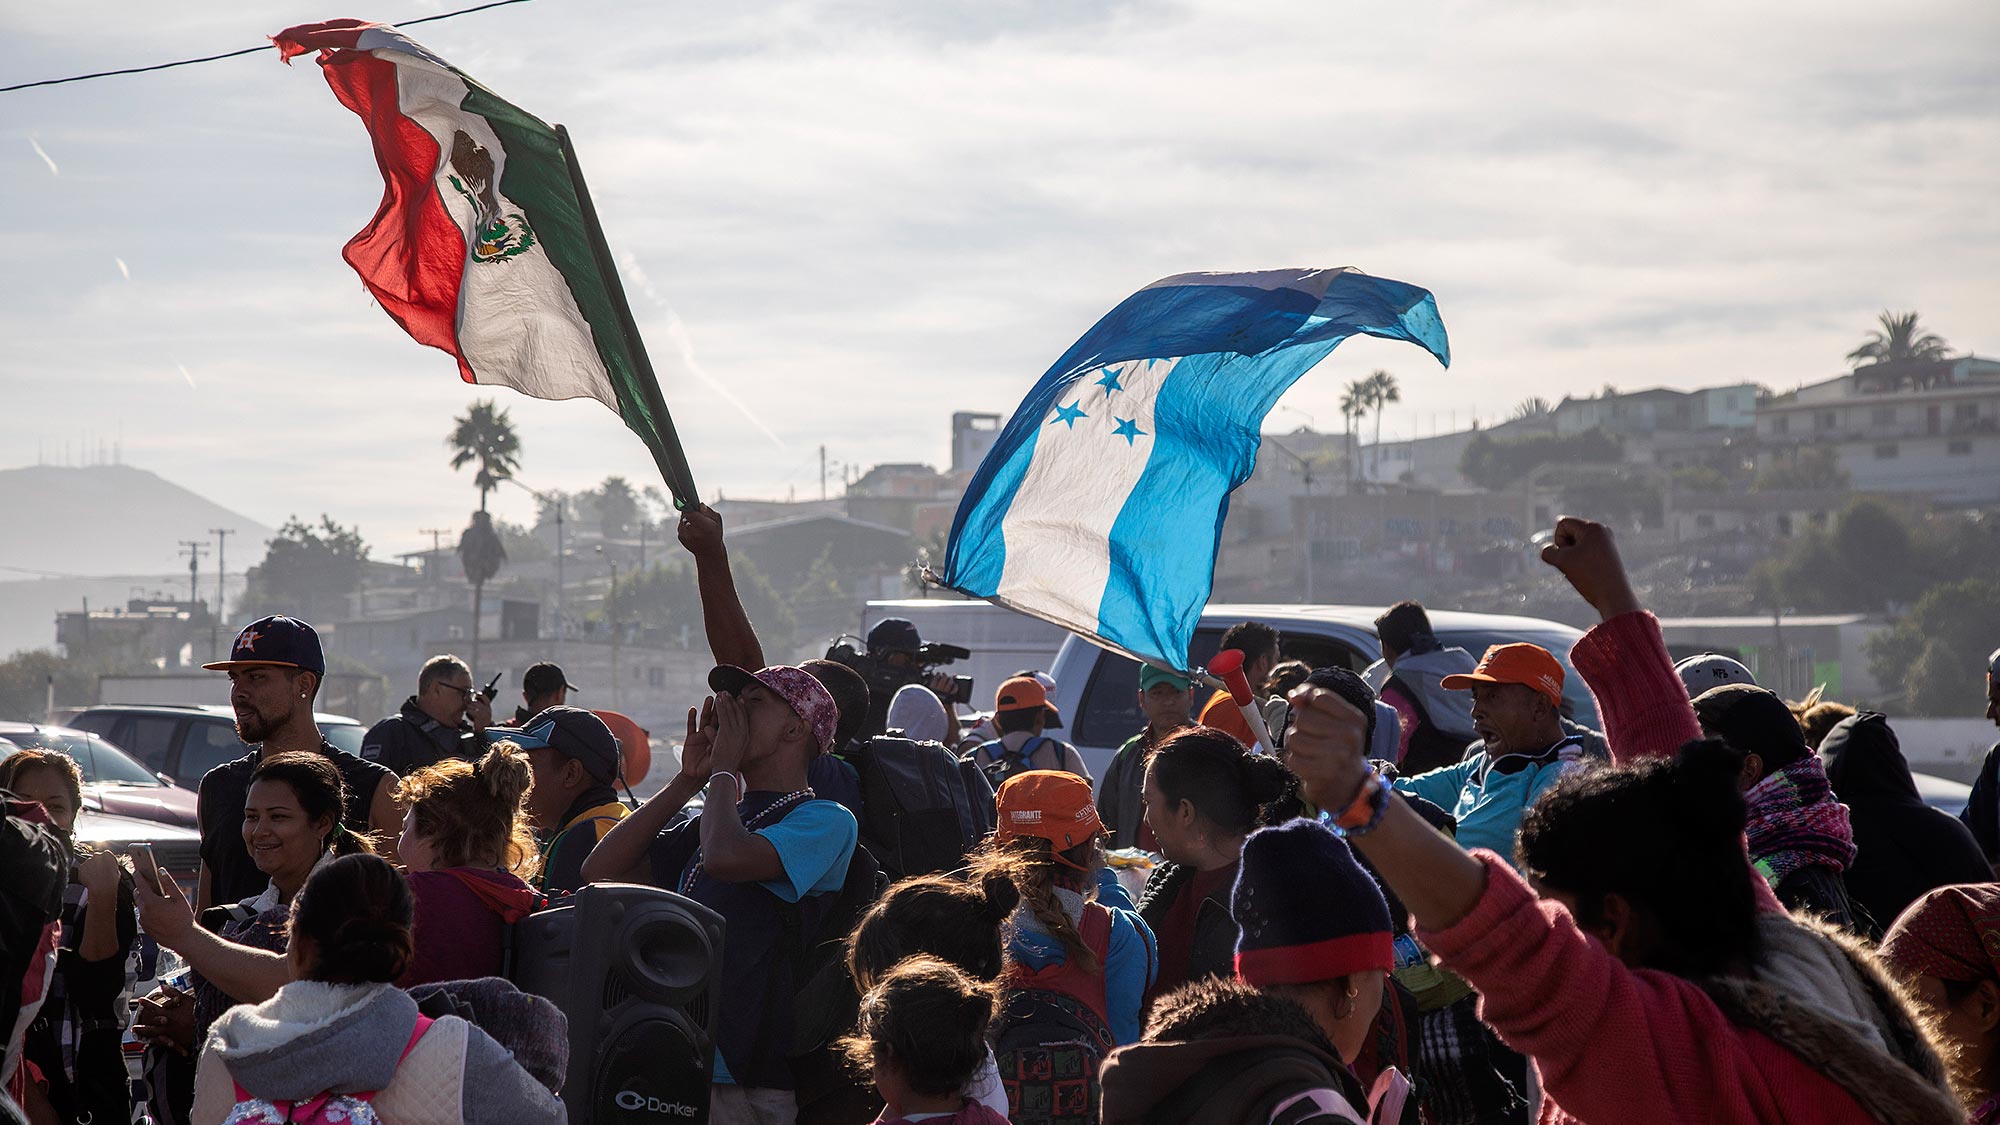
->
[[1674, 653, 1757, 698]]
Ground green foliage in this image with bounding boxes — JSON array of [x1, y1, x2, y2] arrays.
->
[[1459, 428, 1622, 487], [1867, 579, 2000, 716], [1512, 396, 1554, 420], [597, 476, 639, 541], [447, 399, 522, 509], [458, 510, 507, 587], [604, 561, 699, 630], [492, 518, 550, 566], [1847, 311, 1951, 368], [239, 516, 370, 622], [1753, 447, 1849, 492], [1753, 500, 1990, 616], [731, 554, 796, 651], [0, 650, 142, 721], [1671, 465, 1731, 493]]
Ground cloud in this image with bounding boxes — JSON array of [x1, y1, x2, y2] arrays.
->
[[27, 135, 56, 176], [0, 0, 1995, 556]]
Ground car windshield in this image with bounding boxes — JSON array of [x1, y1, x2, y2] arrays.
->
[[321, 724, 365, 756], [2, 729, 161, 786], [1434, 628, 1602, 732]]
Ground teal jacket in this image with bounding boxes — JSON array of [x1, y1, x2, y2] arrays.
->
[[1392, 735, 1590, 863]]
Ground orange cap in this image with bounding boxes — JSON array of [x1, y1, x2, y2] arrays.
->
[[994, 675, 1063, 724], [993, 770, 1103, 851], [1440, 643, 1565, 707]]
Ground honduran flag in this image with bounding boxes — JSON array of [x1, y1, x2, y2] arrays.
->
[[273, 19, 697, 506], [939, 268, 1450, 672]]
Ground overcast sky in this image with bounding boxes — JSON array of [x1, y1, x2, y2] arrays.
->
[[4, 0, 1995, 562]]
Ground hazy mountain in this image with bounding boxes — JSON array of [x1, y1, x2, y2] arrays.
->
[[0, 465, 275, 580]]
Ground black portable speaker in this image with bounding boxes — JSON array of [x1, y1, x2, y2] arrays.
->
[[510, 882, 726, 1124]]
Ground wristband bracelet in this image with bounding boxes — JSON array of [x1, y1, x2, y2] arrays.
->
[[708, 771, 744, 797], [1326, 769, 1393, 838]]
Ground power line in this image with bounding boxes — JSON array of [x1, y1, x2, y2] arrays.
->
[[1, 0, 534, 95]]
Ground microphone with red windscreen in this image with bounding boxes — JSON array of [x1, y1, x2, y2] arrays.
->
[[1204, 649, 1275, 754]]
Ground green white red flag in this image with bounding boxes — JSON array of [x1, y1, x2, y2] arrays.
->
[[273, 18, 697, 507]]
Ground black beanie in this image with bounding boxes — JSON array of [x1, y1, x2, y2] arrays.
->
[[1304, 665, 1378, 751]]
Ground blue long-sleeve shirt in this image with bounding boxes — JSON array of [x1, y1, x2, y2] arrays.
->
[[1393, 737, 1588, 864], [1005, 868, 1157, 1045]]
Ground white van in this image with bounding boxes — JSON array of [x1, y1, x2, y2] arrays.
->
[[1045, 604, 1601, 778]]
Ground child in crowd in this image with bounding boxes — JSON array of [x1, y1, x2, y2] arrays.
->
[[848, 873, 1022, 1117], [841, 957, 1012, 1125], [970, 771, 1155, 1125]]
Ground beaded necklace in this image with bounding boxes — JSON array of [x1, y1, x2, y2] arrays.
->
[[680, 786, 816, 895]]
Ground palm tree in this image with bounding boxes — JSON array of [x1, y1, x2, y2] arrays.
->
[[447, 400, 522, 513], [1365, 370, 1401, 448], [1513, 396, 1554, 421], [447, 400, 520, 668], [1339, 380, 1368, 484], [457, 510, 507, 670], [1847, 311, 1951, 369]]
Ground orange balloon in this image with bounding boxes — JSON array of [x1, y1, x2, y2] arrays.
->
[[593, 709, 652, 786]]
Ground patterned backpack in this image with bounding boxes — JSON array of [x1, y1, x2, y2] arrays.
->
[[991, 903, 1115, 1125], [222, 1015, 432, 1125]]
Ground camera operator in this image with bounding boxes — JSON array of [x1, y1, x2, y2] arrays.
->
[[852, 618, 967, 742]]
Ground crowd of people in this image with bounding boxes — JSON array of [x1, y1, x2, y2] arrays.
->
[[6, 506, 2000, 1125]]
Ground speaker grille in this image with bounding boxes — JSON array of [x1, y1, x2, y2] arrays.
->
[[603, 966, 635, 1011]]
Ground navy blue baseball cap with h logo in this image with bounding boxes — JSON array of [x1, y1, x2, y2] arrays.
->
[[202, 615, 326, 677]]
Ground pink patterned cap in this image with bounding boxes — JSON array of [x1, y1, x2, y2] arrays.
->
[[708, 665, 839, 753]]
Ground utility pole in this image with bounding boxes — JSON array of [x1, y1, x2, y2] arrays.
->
[[177, 541, 208, 605], [418, 528, 451, 588], [600, 547, 621, 711], [210, 527, 234, 658], [820, 444, 828, 502]]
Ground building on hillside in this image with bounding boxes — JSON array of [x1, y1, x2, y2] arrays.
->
[[844, 463, 961, 537], [727, 512, 914, 627], [952, 412, 1005, 475], [57, 598, 216, 669], [1552, 384, 1758, 438], [1755, 357, 2000, 505], [1358, 414, 1560, 489], [1661, 489, 1927, 545], [1655, 613, 1884, 703]]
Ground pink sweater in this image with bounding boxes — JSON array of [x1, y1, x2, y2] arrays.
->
[[1570, 611, 1787, 914], [1410, 610, 1871, 1122], [1418, 852, 1874, 1124]]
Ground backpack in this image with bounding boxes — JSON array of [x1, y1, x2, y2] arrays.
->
[[1141, 1039, 1372, 1125], [968, 736, 1073, 792], [850, 735, 995, 880], [992, 903, 1115, 1125], [223, 1015, 433, 1125], [784, 843, 889, 1120]]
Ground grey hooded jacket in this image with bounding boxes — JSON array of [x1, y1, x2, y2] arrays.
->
[[191, 980, 564, 1125]]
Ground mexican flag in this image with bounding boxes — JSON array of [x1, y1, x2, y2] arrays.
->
[[273, 19, 697, 507]]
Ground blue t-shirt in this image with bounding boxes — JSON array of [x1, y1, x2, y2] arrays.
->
[[648, 793, 858, 1089]]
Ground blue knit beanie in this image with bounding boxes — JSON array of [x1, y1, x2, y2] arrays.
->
[[1231, 817, 1394, 986]]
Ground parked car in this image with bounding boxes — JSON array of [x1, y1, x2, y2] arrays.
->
[[1911, 770, 1973, 818], [69, 806, 204, 893], [1046, 603, 1604, 778], [0, 722, 199, 829], [65, 704, 367, 791]]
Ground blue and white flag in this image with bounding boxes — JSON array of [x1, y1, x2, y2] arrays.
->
[[939, 267, 1450, 672]]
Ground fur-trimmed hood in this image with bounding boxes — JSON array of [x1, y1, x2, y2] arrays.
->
[[204, 980, 418, 1100], [1701, 914, 1961, 1125]]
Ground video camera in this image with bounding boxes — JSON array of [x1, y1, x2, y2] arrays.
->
[[824, 633, 975, 710]]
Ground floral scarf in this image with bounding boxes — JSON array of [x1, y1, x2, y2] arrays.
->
[[1745, 756, 1857, 889]]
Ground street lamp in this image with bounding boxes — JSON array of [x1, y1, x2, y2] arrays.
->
[[501, 477, 566, 659]]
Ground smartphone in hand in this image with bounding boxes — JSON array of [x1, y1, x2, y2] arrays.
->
[[127, 843, 167, 896]]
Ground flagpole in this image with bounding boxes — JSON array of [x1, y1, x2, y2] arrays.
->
[[555, 124, 701, 511]]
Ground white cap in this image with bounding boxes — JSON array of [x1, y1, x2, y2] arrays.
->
[[1674, 653, 1757, 698]]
